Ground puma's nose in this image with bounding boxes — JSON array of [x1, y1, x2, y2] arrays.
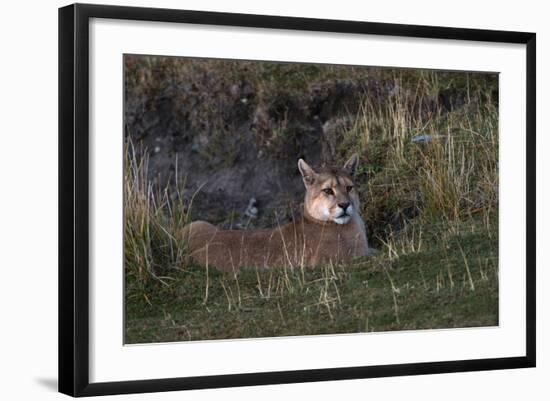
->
[[338, 202, 350, 210]]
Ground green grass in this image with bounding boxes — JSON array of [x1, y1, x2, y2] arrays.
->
[[125, 217, 497, 343], [124, 59, 499, 343]]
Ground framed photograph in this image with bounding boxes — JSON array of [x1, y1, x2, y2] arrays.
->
[[58, 3, 536, 397]]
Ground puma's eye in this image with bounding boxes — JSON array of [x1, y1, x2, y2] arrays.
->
[[322, 188, 334, 196], [346, 186, 354, 193]]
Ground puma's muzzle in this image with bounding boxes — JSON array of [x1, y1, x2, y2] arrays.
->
[[333, 204, 353, 225]]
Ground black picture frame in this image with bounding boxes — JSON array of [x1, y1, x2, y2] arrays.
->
[[58, 3, 536, 397]]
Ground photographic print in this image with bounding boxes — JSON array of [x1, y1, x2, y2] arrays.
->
[[59, 5, 535, 395], [123, 55, 499, 344]]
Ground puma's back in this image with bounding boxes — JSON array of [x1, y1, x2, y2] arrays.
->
[[182, 154, 371, 272]]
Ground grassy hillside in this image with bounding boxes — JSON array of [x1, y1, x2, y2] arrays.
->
[[124, 57, 498, 343]]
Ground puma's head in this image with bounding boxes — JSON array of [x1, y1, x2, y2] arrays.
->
[[298, 154, 360, 225]]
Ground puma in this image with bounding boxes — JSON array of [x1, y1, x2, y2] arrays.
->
[[181, 154, 371, 272]]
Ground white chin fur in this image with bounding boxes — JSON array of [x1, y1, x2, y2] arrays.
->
[[333, 215, 351, 225]]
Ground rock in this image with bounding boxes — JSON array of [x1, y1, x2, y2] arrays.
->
[[411, 134, 444, 143], [244, 197, 259, 218], [411, 135, 432, 143]]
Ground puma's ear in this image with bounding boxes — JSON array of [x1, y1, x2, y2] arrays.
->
[[298, 159, 317, 186], [343, 153, 359, 176]]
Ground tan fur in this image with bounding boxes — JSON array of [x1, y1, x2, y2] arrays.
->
[[181, 154, 371, 272]]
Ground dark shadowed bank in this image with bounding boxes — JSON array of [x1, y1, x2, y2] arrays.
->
[[124, 55, 499, 343]]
